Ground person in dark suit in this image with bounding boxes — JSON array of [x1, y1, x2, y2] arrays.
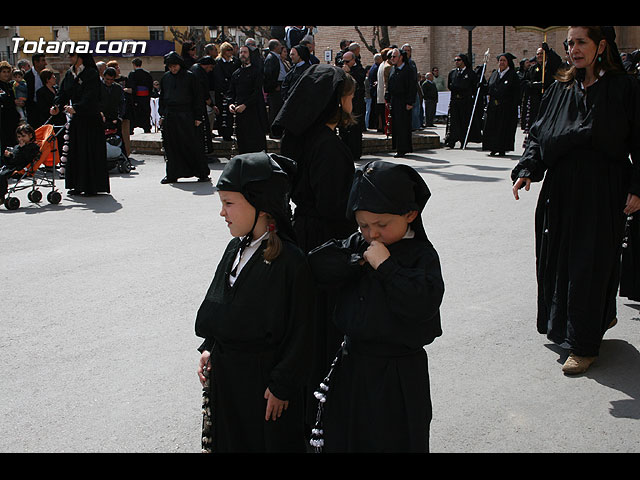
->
[[386, 48, 417, 157], [24, 54, 48, 128], [421, 72, 438, 127]]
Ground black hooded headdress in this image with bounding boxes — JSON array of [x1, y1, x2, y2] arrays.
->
[[346, 160, 431, 240], [216, 151, 297, 244], [272, 63, 348, 137], [163, 51, 186, 68], [292, 44, 311, 64]]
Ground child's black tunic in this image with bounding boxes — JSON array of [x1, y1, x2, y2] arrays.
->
[[308, 231, 444, 452], [195, 237, 315, 452]]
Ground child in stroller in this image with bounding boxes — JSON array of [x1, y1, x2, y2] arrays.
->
[[1, 123, 40, 205]]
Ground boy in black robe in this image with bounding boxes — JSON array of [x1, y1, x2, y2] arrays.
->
[[195, 151, 315, 452], [308, 160, 444, 452]]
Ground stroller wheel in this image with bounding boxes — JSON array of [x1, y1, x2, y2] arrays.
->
[[5, 196, 20, 210], [28, 190, 43, 203], [47, 191, 62, 205]]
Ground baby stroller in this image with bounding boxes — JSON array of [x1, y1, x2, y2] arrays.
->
[[2, 122, 64, 210], [105, 125, 133, 174]]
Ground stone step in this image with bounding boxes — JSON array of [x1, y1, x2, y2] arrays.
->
[[130, 129, 442, 157]]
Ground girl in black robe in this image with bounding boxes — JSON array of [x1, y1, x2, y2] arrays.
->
[[272, 64, 359, 430], [195, 151, 315, 452], [159, 51, 209, 184], [51, 53, 109, 196], [482, 53, 521, 156], [512, 26, 640, 375], [307, 160, 444, 452]]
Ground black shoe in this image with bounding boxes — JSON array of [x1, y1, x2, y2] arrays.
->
[[197, 176, 211, 183], [161, 177, 177, 184]]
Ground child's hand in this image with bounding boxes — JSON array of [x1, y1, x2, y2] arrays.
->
[[363, 240, 390, 270], [264, 387, 289, 421], [197, 350, 211, 387]]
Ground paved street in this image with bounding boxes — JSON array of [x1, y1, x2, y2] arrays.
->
[[1, 125, 639, 453]]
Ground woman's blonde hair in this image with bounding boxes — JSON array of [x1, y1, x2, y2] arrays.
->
[[217, 42, 234, 58]]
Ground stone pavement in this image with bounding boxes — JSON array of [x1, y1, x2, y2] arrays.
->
[[1, 124, 639, 453]]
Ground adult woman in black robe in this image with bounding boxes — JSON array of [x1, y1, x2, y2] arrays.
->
[[50, 53, 109, 196], [445, 53, 477, 149], [195, 151, 314, 452], [272, 64, 358, 430], [482, 53, 520, 156], [386, 48, 417, 157], [307, 161, 444, 452], [158, 51, 209, 184], [512, 26, 640, 375]]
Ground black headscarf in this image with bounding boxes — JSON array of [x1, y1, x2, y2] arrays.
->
[[216, 151, 297, 244], [346, 160, 431, 240], [292, 44, 311, 63], [272, 63, 348, 136], [164, 51, 186, 68], [76, 52, 98, 70], [600, 26, 624, 70]]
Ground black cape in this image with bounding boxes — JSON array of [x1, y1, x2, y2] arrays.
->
[[512, 71, 640, 356], [195, 237, 315, 452], [307, 232, 444, 452]]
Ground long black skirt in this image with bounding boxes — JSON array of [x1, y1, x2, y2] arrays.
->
[[482, 101, 518, 153], [322, 345, 431, 453], [162, 111, 209, 180], [534, 149, 630, 356], [390, 102, 413, 155], [65, 113, 110, 194], [445, 97, 473, 146], [210, 343, 306, 452], [235, 109, 267, 154]]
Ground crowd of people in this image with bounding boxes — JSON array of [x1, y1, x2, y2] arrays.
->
[[2, 26, 639, 454]]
